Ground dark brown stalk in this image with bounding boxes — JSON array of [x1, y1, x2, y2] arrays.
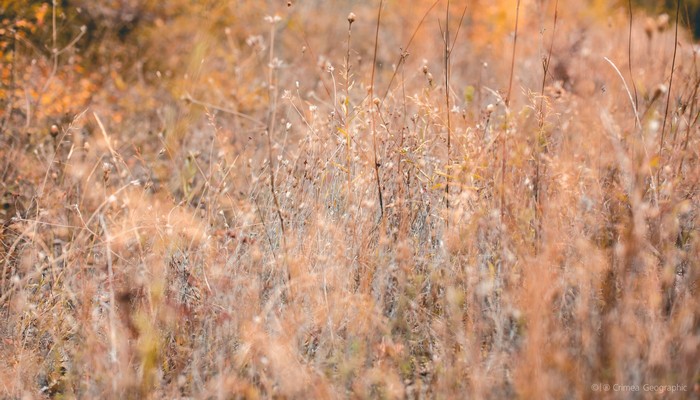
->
[[370, 0, 385, 217], [502, 0, 521, 219], [534, 0, 558, 252], [676, 0, 698, 163], [444, 0, 451, 210], [677, 76, 700, 174], [671, 6, 695, 150], [659, 0, 680, 154], [441, 2, 468, 214], [506, 1, 521, 108], [538, 0, 558, 125], [628, 0, 639, 110], [345, 14, 355, 208], [448, 5, 469, 59], [266, 20, 287, 245]]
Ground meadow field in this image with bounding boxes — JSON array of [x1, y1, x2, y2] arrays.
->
[[0, 0, 699, 398]]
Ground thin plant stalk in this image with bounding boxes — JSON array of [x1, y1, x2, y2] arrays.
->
[[503, 0, 521, 219], [628, 0, 639, 109], [660, 0, 681, 154], [444, 0, 451, 210], [534, 0, 558, 251], [345, 14, 355, 208], [370, 0, 385, 217], [266, 18, 286, 240]]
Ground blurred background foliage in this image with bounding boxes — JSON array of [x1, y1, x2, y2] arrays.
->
[[632, 0, 700, 36], [0, 0, 698, 142], [0, 0, 268, 142]]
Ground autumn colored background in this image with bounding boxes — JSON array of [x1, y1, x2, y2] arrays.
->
[[1, 0, 699, 398]]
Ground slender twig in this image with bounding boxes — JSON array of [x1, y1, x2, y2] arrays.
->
[[370, 0, 385, 217], [440, 1, 468, 213], [52, 0, 57, 53], [628, 0, 639, 110], [344, 14, 355, 206], [677, 77, 700, 174], [672, 5, 694, 150], [502, 0, 521, 219], [671, 2, 696, 154], [604, 56, 658, 205], [660, 0, 681, 153], [39, 6, 86, 102], [98, 214, 119, 394], [538, 0, 558, 124], [381, 0, 441, 104], [448, 4, 469, 60], [506, 1, 521, 108], [534, 0, 558, 252], [603, 58, 642, 133], [264, 17, 288, 263], [444, 0, 451, 210]]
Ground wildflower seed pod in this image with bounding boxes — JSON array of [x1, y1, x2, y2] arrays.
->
[[656, 13, 670, 33], [348, 12, 356, 25], [650, 84, 668, 103], [644, 17, 655, 39]]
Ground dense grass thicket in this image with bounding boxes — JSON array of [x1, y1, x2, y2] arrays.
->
[[1, 0, 699, 398]]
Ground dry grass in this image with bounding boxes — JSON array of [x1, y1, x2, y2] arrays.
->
[[1, 0, 699, 398]]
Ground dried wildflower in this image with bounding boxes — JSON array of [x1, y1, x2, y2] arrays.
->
[[264, 15, 282, 24], [269, 57, 283, 69], [656, 13, 670, 33], [102, 162, 112, 183], [245, 35, 266, 53], [50, 124, 59, 138], [644, 17, 655, 39], [348, 12, 356, 25], [651, 83, 668, 103]]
